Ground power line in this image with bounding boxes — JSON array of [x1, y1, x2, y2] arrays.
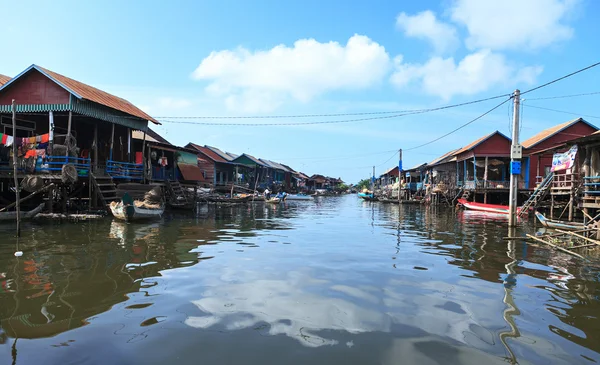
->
[[154, 94, 510, 120], [403, 97, 512, 151], [526, 91, 600, 100], [156, 95, 514, 126], [521, 104, 600, 119], [521, 61, 600, 95]]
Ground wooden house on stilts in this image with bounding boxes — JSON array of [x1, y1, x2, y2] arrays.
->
[[0, 65, 160, 212]]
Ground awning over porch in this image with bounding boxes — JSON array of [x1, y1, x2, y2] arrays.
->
[[178, 163, 205, 182]]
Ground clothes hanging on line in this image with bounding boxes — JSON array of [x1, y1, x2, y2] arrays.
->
[[0, 133, 14, 147]]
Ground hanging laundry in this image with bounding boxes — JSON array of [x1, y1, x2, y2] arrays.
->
[[160, 156, 168, 167]]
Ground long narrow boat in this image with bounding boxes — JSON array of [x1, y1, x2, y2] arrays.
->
[[110, 193, 164, 222], [265, 197, 281, 204], [0, 203, 45, 222], [534, 211, 585, 231], [457, 199, 526, 215], [358, 193, 378, 201], [285, 194, 313, 201]]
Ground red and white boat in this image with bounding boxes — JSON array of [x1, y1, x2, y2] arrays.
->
[[457, 199, 526, 215]]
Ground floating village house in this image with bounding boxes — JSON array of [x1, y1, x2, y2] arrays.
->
[[0, 65, 160, 210], [522, 118, 597, 187], [379, 166, 399, 187], [186, 143, 238, 188], [131, 132, 206, 187]]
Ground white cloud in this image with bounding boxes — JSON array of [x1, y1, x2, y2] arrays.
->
[[192, 35, 391, 112], [396, 10, 459, 54], [391, 49, 543, 100], [450, 0, 577, 50]]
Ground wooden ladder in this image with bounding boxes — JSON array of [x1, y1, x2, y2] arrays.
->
[[167, 180, 189, 206], [91, 173, 118, 207], [518, 172, 554, 218]]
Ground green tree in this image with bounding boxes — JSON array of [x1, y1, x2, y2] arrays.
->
[[356, 179, 371, 191]]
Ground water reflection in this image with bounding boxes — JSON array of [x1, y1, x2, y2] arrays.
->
[[0, 197, 599, 364]]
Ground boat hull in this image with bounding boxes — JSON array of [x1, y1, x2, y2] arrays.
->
[[534, 211, 585, 230], [358, 193, 378, 201], [285, 195, 313, 201], [110, 202, 164, 222], [457, 199, 524, 215]]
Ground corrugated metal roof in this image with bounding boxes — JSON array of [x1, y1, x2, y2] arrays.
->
[[206, 145, 236, 162], [521, 118, 597, 149], [132, 128, 171, 145], [236, 153, 268, 167], [428, 148, 462, 166], [178, 163, 206, 182], [0, 74, 10, 86], [454, 131, 510, 155], [187, 143, 230, 163], [0, 65, 158, 124], [259, 159, 290, 172]]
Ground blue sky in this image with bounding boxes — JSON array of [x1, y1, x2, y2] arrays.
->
[[1, 0, 599, 182]]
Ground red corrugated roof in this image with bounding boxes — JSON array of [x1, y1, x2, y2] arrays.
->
[[33, 65, 158, 124], [187, 143, 230, 163], [0, 74, 10, 86], [521, 118, 596, 149]]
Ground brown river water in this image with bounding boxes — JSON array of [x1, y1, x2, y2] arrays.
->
[[0, 195, 599, 365]]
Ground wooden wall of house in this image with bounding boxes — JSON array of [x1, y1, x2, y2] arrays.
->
[[456, 133, 511, 161], [197, 155, 215, 184], [0, 70, 70, 105]]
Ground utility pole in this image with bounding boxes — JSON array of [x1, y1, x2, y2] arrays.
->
[[508, 90, 521, 227], [371, 166, 375, 192], [398, 149, 403, 203]]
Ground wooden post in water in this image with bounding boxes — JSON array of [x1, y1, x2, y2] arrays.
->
[[66, 111, 72, 157], [11, 100, 20, 237], [141, 129, 147, 184], [109, 123, 115, 161], [483, 156, 489, 204], [398, 149, 402, 204], [93, 123, 98, 173]]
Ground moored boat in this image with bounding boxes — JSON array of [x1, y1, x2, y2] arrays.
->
[[534, 211, 585, 231], [0, 203, 45, 222], [110, 193, 164, 222], [266, 197, 281, 204], [358, 192, 378, 201], [457, 199, 526, 215], [285, 194, 313, 201]]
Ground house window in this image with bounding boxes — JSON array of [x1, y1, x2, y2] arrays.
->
[[544, 166, 551, 176]]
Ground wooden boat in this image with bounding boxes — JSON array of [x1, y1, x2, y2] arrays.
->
[[204, 195, 252, 204], [378, 197, 399, 204], [266, 197, 281, 204], [285, 194, 313, 201], [534, 211, 585, 230], [457, 199, 526, 215], [358, 193, 378, 201], [110, 193, 164, 222], [0, 203, 45, 221]]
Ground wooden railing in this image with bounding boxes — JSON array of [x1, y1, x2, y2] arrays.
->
[[106, 160, 143, 180]]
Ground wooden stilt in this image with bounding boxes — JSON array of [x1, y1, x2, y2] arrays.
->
[[11, 101, 20, 237], [93, 123, 98, 173], [141, 129, 147, 184], [109, 123, 115, 161], [550, 194, 555, 219], [66, 111, 72, 157], [89, 175, 92, 211]]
